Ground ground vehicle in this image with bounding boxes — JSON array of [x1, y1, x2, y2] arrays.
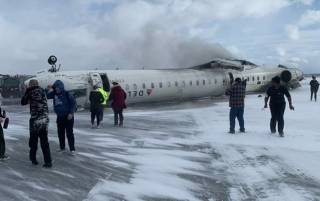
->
[[0, 75, 31, 98]]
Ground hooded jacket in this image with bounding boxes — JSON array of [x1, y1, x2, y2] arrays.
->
[[47, 80, 76, 116], [109, 85, 127, 111]]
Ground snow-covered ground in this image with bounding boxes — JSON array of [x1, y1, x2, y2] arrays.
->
[[1, 79, 320, 201]]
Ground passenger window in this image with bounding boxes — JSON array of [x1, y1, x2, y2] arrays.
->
[[189, 81, 193, 86], [203, 80, 206, 85], [214, 79, 217, 84], [159, 82, 163, 88], [151, 83, 155, 89], [133, 84, 137, 90], [209, 79, 212, 85], [167, 82, 171, 87], [182, 81, 186, 87], [252, 77, 255, 82], [263, 76, 266, 80], [257, 76, 260, 81], [142, 83, 146, 89], [196, 80, 200, 86], [175, 81, 179, 87], [125, 84, 130, 91]]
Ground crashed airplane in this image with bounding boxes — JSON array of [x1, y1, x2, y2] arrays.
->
[[26, 56, 304, 107]]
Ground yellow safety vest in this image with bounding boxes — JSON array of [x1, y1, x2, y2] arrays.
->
[[98, 88, 109, 105]]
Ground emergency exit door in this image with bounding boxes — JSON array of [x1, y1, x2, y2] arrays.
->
[[100, 73, 111, 92]]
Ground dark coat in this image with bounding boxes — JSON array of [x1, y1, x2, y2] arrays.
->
[[266, 86, 291, 106], [310, 80, 319, 92], [89, 90, 104, 112], [0, 107, 3, 132], [109, 85, 127, 111]]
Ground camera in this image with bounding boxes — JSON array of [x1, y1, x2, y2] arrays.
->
[[0, 108, 9, 129]]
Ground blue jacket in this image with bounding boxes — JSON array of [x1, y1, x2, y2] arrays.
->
[[47, 80, 76, 116]]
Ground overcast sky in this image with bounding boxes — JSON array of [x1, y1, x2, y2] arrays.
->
[[0, 0, 319, 74]]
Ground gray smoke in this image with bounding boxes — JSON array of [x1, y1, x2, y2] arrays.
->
[[103, 25, 235, 69]]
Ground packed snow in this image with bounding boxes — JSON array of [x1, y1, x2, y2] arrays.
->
[[1, 79, 320, 201]]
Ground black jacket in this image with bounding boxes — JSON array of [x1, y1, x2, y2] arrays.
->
[[21, 86, 49, 120], [266, 86, 291, 105], [0, 107, 3, 132], [310, 80, 319, 92], [89, 90, 104, 112]]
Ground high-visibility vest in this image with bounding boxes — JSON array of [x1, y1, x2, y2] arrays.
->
[[98, 88, 109, 105]]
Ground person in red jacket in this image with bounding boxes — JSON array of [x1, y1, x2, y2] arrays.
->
[[109, 82, 127, 127]]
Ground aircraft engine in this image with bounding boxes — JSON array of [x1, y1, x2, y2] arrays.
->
[[280, 70, 292, 83]]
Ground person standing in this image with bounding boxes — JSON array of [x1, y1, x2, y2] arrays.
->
[[21, 79, 52, 168], [0, 107, 9, 161], [227, 78, 246, 134], [264, 76, 294, 137], [47, 80, 76, 154], [109, 82, 127, 127], [310, 76, 319, 102], [97, 86, 109, 122], [89, 85, 104, 128]]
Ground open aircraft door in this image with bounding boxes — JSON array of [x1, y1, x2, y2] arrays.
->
[[89, 73, 103, 88]]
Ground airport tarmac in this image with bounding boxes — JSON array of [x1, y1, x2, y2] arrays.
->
[[1, 79, 320, 201]]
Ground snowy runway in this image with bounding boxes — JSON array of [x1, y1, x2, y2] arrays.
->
[[1, 79, 320, 201]]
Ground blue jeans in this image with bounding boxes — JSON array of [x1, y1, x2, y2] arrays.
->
[[230, 107, 245, 132]]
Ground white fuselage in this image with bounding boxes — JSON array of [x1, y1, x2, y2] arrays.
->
[[28, 65, 303, 106]]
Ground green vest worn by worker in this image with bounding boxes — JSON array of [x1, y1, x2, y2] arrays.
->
[[98, 88, 109, 105]]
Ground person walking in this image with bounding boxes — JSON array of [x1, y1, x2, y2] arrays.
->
[[227, 78, 246, 134], [21, 79, 52, 168], [109, 82, 127, 127], [0, 107, 9, 161], [264, 76, 294, 137], [47, 80, 76, 154], [310, 76, 319, 102], [89, 85, 104, 128]]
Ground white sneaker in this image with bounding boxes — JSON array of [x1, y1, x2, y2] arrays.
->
[[70, 151, 76, 156]]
